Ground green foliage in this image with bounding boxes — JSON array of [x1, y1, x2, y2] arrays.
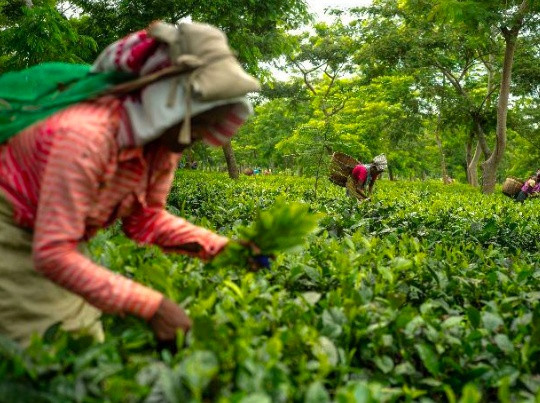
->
[[67, 0, 310, 75], [1, 171, 539, 401], [235, 199, 322, 253], [213, 198, 323, 269], [227, 0, 538, 182], [1, 0, 311, 77], [231, 96, 312, 169], [1, 0, 536, 181], [0, 1, 97, 72]]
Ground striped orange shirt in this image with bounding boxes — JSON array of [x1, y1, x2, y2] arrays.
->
[[0, 97, 228, 320]]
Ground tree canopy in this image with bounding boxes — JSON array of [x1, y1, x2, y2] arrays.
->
[[1, 0, 539, 188]]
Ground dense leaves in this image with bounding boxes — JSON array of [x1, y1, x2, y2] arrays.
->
[[218, 1, 540, 185], [1, 171, 538, 402], [1, 0, 538, 182], [0, 0, 97, 71], [214, 199, 323, 269]]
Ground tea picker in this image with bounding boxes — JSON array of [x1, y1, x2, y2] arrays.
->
[[502, 170, 540, 202], [514, 170, 540, 202], [348, 154, 387, 200], [0, 21, 269, 346], [329, 152, 387, 201]]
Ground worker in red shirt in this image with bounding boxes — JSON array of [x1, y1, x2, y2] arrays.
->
[[348, 154, 388, 200], [0, 22, 262, 346]]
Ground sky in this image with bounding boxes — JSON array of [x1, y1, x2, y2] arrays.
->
[[270, 0, 374, 80], [306, 0, 372, 20]]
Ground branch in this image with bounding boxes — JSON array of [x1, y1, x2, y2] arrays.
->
[[516, 0, 530, 20], [322, 98, 347, 118], [477, 86, 498, 112], [323, 69, 335, 81], [511, 0, 529, 34], [457, 55, 476, 82], [292, 60, 317, 95], [330, 102, 346, 116], [323, 70, 337, 99], [58, 2, 79, 15], [433, 62, 470, 101], [477, 51, 494, 73], [475, 120, 491, 157], [299, 61, 326, 75]]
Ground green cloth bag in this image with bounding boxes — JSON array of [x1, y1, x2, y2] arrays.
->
[[0, 62, 131, 143]]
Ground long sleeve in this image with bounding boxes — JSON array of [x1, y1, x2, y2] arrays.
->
[[33, 126, 162, 320], [122, 151, 229, 260]]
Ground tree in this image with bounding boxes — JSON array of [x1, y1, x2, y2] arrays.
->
[[352, 0, 540, 192], [222, 142, 239, 179], [431, 0, 539, 193], [353, 0, 499, 187], [277, 21, 358, 192], [0, 0, 97, 72], [67, 0, 310, 74], [66, 0, 311, 179], [1, 0, 312, 179], [232, 93, 312, 170]]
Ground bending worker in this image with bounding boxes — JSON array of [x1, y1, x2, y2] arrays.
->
[[347, 154, 388, 200], [0, 22, 261, 346], [515, 169, 540, 202]]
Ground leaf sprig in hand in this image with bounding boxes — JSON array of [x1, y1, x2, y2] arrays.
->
[[214, 198, 324, 268], [238, 199, 323, 254]]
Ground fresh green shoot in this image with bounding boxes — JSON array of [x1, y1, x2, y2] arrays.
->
[[214, 198, 324, 268]]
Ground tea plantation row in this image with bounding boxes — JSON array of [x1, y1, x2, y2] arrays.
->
[[0, 171, 538, 402]]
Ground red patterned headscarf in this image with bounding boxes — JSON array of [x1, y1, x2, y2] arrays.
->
[[91, 27, 254, 147]]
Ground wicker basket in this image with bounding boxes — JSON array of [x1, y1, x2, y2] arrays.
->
[[329, 171, 348, 187], [329, 152, 359, 187], [502, 177, 524, 196]]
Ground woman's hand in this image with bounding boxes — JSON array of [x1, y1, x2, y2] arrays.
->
[[238, 240, 273, 271], [356, 187, 368, 199], [149, 297, 192, 342]]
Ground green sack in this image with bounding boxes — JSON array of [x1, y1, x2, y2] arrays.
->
[[0, 62, 131, 143]]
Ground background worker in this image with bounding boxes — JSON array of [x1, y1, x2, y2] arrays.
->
[[348, 154, 388, 200], [515, 169, 540, 202], [0, 21, 263, 346]]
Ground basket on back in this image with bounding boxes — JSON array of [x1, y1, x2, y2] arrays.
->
[[329, 152, 359, 187], [502, 177, 524, 196]]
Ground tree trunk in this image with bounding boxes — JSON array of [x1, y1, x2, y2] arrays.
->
[[436, 74, 450, 184], [314, 123, 331, 198], [388, 165, 395, 181], [466, 52, 495, 188], [474, 119, 491, 159], [465, 136, 472, 183], [222, 142, 239, 179], [467, 141, 481, 187], [435, 128, 450, 184], [482, 26, 521, 193]]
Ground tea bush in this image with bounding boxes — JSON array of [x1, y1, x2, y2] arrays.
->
[[1, 171, 538, 402]]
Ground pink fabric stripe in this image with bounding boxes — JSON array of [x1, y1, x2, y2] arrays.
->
[[0, 98, 227, 321]]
